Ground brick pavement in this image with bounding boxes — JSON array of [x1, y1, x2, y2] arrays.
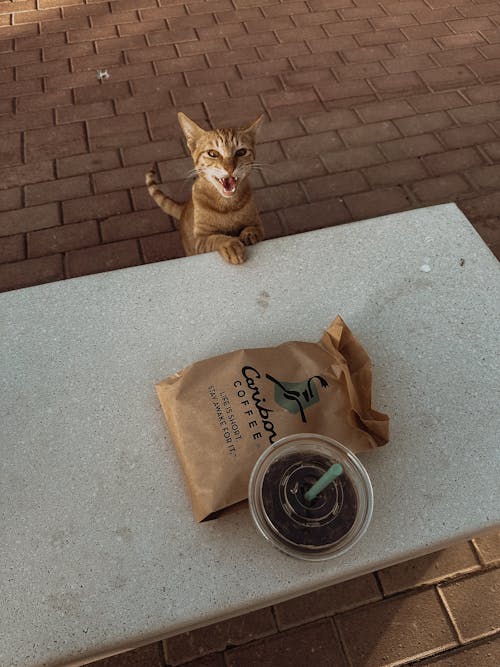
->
[[1, 0, 500, 292], [86, 531, 500, 666], [1, 1, 499, 664]]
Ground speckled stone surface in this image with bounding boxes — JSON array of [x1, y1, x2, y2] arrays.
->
[[1, 204, 498, 667]]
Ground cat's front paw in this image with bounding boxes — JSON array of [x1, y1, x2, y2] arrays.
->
[[220, 239, 246, 265], [240, 225, 264, 246]]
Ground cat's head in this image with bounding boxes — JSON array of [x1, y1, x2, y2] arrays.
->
[[178, 112, 263, 199]]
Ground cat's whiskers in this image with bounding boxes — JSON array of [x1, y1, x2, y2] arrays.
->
[[249, 162, 271, 173]]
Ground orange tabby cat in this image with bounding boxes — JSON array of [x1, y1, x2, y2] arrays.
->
[[146, 112, 264, 265]]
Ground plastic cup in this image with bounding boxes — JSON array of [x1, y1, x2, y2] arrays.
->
[[248, 433, 373, 561]]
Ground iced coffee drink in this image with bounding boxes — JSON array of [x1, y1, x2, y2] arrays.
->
[[249, 434, 373, 561]]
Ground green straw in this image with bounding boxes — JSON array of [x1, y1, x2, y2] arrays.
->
[[304, 463, 343, 503]]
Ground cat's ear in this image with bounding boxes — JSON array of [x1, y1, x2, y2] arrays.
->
[[241, 115, 264, 137], [177, 112, 205, 149]]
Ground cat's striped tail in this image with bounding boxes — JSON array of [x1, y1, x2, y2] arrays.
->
[[146, 167, 184, 220]]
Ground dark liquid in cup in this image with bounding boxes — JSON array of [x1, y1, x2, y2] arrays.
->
[[261, 453, 358, 549]]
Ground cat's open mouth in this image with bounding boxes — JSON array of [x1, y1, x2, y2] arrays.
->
[[217, 176, 238, 196]]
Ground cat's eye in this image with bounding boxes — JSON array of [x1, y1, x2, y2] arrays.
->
[[235, 148, 247, 157], [207, 150, 219, 158]]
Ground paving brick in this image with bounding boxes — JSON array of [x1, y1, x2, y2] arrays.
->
[[439, 124, 497, 149], [56, 100, 115, 125], [260, 210, 284, 239], [371, 14, 418, 30], [334, 61, 386, 81], [257, 118, 304, 143], [254, 182, 307, 211], [356, 27, 406, 47], [0, 48, 41, 68], [381, 133, 443, 159], [0, 187, 22, 212], [452, 102, 500, 126], [100, 209, 172, 242], [384, 0, 427, 15], [370, 71, 429, 95], [44, 65, 108, 90], [225, 619, 347, 667], [301, 109, 359, 134], [56, 150, 121, 178], [164, 608, 277, 666], [125, 43, 176, 64], [25, 126, 87, 161], [0, 133, 22, 166], [337, 588, 457, 666], [0, 254, 63, 293], [394, 111, 455, 136], [82, 642, 164, 667], [87, 112, 147, 140], [468, 164, 500, 191], [378, 543, 481, 595], [460, 192, 500, 220], [472, 529, 500, 565], [62, 191, 131, 224], [324, 18, 372, 36], [25, 175, 92, 206], [344, 186, 412, 218], [449, 17, 497, 34], [171, 81, 228, 107], [482, 140, 500, 162], [418, 637, 500, 667], [307, 35, 358, 53], [438, 569, 500, 642], [229, 75, 281, 98], [0, 234, 25, 265], [96, 34, 147, 54], [122, 139, 184, 167], [280, 198, 351, 233], [274, 574, 381, 630], [383, 53, 437, 73], [16, 89, 73, 112], [15, 58, 70, 81], [389, 37, 441, 57], [205, 96, 266, 127], [464, 83, 500, 104], [262, 88, 319, 110], [433, 46, 485, 67], [0, 203, 60, 236], [65, 238, 141, 277], [185, 65, 239, 87], [92, 164, 153, 193], [70, 51, 123, 72], [139, 231, 185, 263], [27, 220, 99, 258], [356, 99, 414, 123], [323, 145, 386, 172], [470, 217, 500, 257], [402, 21, 452, 40], [339, 121, 401, 147], [420, 65, 479, 90], [0, 160, 55, 190], [281, 132, 343, 159], [469, 58, 500, 82], [74, 81, 132, 105], [262, 157, 325, 186], [409, 91, 469, 113], [364, 157, 429, 185]]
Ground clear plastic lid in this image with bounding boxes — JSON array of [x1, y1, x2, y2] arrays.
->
[[248, 433, 374, 561]]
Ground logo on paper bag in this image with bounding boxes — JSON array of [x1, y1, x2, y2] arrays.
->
[[265, 374, 329, 423]]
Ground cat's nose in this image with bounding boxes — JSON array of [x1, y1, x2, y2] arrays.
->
[[222, 159, 235, 175]]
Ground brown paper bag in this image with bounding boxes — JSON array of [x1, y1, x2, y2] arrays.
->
[[156, 316, 389, 521]]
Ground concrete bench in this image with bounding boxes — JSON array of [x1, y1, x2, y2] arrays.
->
[[1, 203, 498, 667]]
